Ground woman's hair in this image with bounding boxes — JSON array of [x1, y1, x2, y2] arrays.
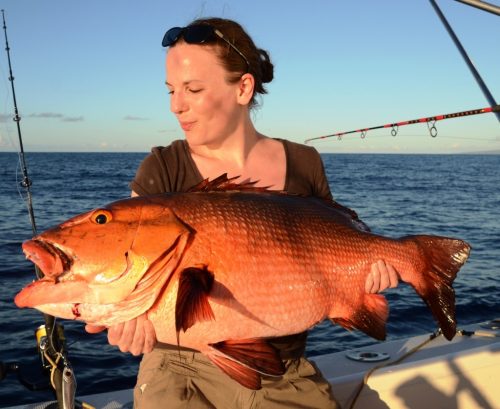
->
[[187, 17, 274, 109]]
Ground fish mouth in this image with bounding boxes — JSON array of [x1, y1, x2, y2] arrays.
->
[[22, 239, 73, 279]]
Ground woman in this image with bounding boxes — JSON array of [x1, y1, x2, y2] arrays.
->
[[87, 17, 398, 409]]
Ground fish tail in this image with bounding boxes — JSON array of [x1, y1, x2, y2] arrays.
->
[[401, 235, 471, 340]]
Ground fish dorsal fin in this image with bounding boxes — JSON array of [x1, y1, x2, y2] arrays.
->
[[323, 199, 371, 232], [188, 174, 371, 232], [188, 173, 272, 193]]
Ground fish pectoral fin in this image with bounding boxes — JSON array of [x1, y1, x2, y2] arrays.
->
[[175, 266, 215, 334], [208, 338, 285, 390], [330, 293, 389, 341]]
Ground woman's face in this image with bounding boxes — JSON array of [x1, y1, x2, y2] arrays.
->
[[166, 42, 244, 148]]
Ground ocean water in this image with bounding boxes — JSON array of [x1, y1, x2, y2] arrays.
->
[[0, 152, 498, 407]]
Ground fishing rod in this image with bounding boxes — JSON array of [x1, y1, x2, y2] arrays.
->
[[432, 0, 500, 122], [304, 105, 500, 143], [1, 10, 76, 409], [454, 0, 500, 16], [307, 1, 500, 145]]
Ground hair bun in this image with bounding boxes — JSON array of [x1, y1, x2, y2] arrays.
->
[[258, 49, 274, 84]]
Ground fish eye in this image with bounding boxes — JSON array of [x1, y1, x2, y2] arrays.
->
[[91, 209, 113, 225], [95, 214, 107, 224]]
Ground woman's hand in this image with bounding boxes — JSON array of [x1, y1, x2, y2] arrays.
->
[[85, 313, 157, 356], [365, 260, 399, 293]]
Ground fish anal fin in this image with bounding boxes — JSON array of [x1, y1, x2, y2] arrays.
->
[[330, 294, 388, 341], [208, 338, 285, 389], [175, 266, 215, 334], [208, 353, 262, 390]]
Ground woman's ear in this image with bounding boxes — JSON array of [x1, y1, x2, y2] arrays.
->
[[236, 73, 255, 105]]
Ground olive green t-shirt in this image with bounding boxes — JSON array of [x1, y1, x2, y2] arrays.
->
[[129, 138, 333, 359], [130, 139, 332, 200]]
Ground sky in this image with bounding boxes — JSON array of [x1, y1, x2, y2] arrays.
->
[[0, 0, 498, 154]]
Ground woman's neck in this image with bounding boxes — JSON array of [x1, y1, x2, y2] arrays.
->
[[187, 131, 286, 190], [188, 122, 262, 170]]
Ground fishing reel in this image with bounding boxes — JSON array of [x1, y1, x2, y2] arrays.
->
[[36, 323, 67, 371], [0, 324, 65, 391], [0, 323, 69, 391]]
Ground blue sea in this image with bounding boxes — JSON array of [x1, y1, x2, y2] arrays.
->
[[0, 152, 499, 407]]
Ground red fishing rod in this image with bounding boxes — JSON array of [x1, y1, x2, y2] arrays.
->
[[1, 9, 77, 409], [305, 105, 500, 143]]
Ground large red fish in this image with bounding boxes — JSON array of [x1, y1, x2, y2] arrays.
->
[[15, 175, 470, 389]]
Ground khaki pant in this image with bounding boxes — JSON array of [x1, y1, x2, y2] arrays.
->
[[134, 348, 339, 409]]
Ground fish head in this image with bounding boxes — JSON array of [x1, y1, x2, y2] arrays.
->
[[24, 205, 139, 281], [15, 196, 192, 325]]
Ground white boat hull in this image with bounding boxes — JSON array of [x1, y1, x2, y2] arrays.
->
[[317, 321, 499, 408]]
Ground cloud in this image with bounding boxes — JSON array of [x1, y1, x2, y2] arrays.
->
[[62, 116, 84, 122], [124, 115, 149, 121], [28, 112, 84, 122], [29, 112, 64, 119]]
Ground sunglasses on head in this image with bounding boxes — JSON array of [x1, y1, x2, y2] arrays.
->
[[162, 24, 250, 71]]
